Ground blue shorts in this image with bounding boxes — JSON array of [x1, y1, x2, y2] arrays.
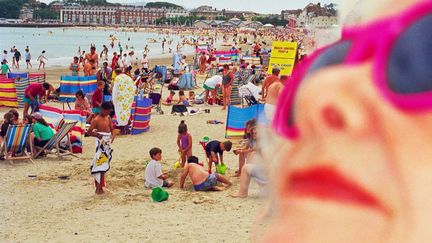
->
[[194, 173, 218, 191], [23, 97, 33, 105]]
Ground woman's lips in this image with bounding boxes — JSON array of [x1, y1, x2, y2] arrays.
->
[[288, 166, 389, 215]]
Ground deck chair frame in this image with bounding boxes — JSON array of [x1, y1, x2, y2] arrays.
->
[[1, 124, 34, 163], [33, 121, 78, 159]]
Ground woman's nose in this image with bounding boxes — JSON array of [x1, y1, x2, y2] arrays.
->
[[294, 65, 372, 140]]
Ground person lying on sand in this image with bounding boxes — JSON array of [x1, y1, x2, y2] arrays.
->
[[179, 156, 231, 191]]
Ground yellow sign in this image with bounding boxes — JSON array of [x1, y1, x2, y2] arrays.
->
[[268, 41, 298, 76]]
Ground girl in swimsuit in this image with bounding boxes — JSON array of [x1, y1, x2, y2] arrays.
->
[[176, 120, 192, 167]]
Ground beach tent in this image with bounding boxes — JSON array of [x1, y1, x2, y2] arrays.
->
[[225, 104, 268, 138], [59, 75, 97, 103], [112, 74, 136, 126], [263, 24, 275, 28], [172, 53, 182, 73], [130, 96, 151, 135], [177, 73, 195, 90], [154, 65, 168, 82]]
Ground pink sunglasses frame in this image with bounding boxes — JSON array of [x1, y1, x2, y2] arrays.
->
[[273, 1, 432, 139]]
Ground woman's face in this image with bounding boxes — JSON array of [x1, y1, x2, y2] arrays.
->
[[263, 1, 432, 242], [76, 95, 83, 101]]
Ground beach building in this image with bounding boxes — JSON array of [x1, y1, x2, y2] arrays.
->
[[190, 6, 224, 20], [166, 9, 190, 18], [281, 3, 338, 27], [60, 6, 166, 25], [19, 7, 34, 21]]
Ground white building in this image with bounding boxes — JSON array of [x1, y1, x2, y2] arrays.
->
[[19, 7, 34, 21], [166, 9, 190, 18], [310, 16, 338, 27]]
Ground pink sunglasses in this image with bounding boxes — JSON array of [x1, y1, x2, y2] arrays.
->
[[274, 1, 432, 139]]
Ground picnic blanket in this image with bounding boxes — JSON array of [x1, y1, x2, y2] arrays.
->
[[90, 132, 113, 185], [112, 74, 136, 126]]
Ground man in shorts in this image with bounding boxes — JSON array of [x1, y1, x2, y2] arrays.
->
[[203, 72, 223, 104], [23, 82, 53, 116], [179, 156, 231, 191]]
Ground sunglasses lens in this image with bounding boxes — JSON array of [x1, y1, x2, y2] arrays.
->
[[307, 41, 351, 76], [388, 15, 432, 94]]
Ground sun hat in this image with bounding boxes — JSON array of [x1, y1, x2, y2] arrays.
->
[[151, 187, 169, 202], [31, 112, 43, 120], [216, 163, 227, 175]]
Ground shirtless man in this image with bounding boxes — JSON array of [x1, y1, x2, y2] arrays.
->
[[87, 102, 115, 194], [261, 68, 280, 99], [179, 156, 232, 191], [265, 75, 288, 121], [85, 46, 99, 70]]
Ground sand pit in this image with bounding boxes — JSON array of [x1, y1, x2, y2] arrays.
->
[[0, 65, 267, 242]]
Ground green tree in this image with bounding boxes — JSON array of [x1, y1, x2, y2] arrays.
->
[[0, 0, 21, 18], [34, 8, 59, 20], [146, 2, 184, 9], [215, 16, 229, 21]]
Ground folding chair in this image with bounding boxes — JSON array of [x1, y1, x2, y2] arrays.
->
[[1, 124, 34, 163], [33, 121, 78, 159]]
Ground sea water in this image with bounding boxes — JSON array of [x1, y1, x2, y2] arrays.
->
[[0, 27, 198, 68]]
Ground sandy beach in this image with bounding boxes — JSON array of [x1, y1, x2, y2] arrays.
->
[[0, 57, 267, 242]]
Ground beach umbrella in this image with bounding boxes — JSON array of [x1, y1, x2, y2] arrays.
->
[[263, 24, 275, 28]]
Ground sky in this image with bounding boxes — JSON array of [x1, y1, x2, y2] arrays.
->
[[39, 0, 339, 14]]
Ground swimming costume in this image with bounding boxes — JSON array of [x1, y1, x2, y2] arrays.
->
[[194, 173, 218, 191]]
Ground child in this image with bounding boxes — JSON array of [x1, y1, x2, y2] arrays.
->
[[178, 90, 190, 107], [144, 147, 174, 188], [87, 102, 115, 194], [31, 112, 54, 149], [0, 112, 14, 144], [37, 50, 47, 70], [92, 81, 104, 115], [74, 90, 91, 115], [205, 140, 232, 173], [25, 48, 32, 69], [177, 121, 192, 167], [188, 91, 196, 104], [179, 156, 232, 191], [69, 56, 80, 76], [9, 109, 19, 125], [163, 90, 176, 105], [23, 114, 33, 125], [1, 59, 10, 74]]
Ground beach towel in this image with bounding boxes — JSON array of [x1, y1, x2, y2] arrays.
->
[[90, 132, 113, 185], [112, 74, 136, 126]]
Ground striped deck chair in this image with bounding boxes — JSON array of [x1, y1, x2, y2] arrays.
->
[[1, 124, 33, 163], [33, 121, 78, 159], [230, 80, 242, 106]]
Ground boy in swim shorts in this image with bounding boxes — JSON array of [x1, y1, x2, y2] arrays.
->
[[179, 156, 231, 191]]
